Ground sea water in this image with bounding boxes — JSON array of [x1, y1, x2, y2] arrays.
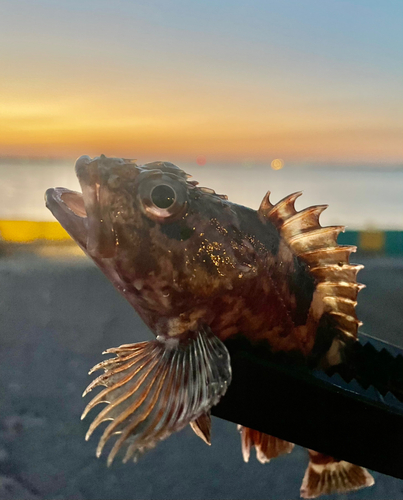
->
[[0, 159, 402, 230]]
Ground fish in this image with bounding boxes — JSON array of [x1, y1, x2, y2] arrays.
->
[[45, 154, 374, 498]]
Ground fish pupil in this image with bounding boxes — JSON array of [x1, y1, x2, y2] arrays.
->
[[151, 185, 176, 209]]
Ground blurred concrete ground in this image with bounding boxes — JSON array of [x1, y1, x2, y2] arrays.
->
[[1, 252, 403, 500]]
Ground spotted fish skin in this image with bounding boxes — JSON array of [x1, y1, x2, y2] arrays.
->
[[46, 156, 323, 354], [45, 155, 372, 498]]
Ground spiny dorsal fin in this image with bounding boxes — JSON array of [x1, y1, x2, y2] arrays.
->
[[259, 191, 302, 227], [281, 205, 328, 238], [259, 190, 363, 340], [297, 246, 356, 266]]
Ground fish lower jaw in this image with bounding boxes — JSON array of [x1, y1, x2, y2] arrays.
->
[[45, 187, 88, 249]]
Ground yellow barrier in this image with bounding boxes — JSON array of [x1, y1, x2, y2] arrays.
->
[[0, 220, 71, 243], [0, 221, 401, 256], [359, 230, 385, 252]]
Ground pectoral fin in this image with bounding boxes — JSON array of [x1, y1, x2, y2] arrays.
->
[[81, 327, 231, 465]]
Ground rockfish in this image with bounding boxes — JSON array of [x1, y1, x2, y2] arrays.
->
[[45, 155, 374, 498]]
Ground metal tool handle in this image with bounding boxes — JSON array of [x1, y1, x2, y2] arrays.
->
[[212, 334, 403, 479]]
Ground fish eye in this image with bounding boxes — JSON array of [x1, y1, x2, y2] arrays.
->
[[137, 173, 188, 222], [151, 185, 176, 209]]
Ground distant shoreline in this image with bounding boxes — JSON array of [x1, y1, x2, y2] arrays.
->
[[1, 160, 403, 228], [0, 156, 402, 170]]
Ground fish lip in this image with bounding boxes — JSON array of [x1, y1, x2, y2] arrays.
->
[[45, 187, 88, 250]]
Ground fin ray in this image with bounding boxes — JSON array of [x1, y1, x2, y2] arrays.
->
[[189, 412, 212, 445], [298, 246, 356, 266], [316, 282, 364, 302], [310, 264, 363, 283], [238, 426, 294, 464], [323, 296, 357, 317], [281, 205, 328, 239], [263, 191, 302, 226], [288, 226, 345, 255], [82, 328, 231, 464], [300, 451, 374, 498]]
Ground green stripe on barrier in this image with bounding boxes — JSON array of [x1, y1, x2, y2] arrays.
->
[[385, 231, 403, 255], [338, 230, 403, 255], [337, 231, 359, 247]]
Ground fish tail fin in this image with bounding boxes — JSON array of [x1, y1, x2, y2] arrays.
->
[[238, 426, 294, 464], [300, 450, 375, 498], [81, 327, 231, 465]]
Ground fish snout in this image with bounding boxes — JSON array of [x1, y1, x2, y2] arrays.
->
[[75, 155, 92, 178]]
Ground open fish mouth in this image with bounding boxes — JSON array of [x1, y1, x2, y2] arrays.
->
[[45, 186, 89, 250], [58, 189, 87, 218], [47, 188, 87, 218], [45, 155, 119, 256]]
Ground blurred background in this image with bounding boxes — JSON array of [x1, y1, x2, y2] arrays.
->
[[0, 0, 402, 499]]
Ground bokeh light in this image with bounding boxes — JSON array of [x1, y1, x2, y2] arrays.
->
[[271, 158, 284, 170], [196, 155, 207, 166]]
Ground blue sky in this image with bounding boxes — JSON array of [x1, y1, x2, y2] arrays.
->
[[1, 0, 402, 163]]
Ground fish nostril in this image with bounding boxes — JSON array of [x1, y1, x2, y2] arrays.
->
[[75, 155, 92, 176], [107, 174, 120, 189]]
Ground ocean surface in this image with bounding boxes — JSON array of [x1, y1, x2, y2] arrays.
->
[[1, 159, 403, 229]]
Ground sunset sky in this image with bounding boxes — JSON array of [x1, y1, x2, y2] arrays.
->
[[1, 0, 402, 164]]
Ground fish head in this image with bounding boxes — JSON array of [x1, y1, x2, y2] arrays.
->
[[45, 155, 247, 334], [46, 155, 192, 256]]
